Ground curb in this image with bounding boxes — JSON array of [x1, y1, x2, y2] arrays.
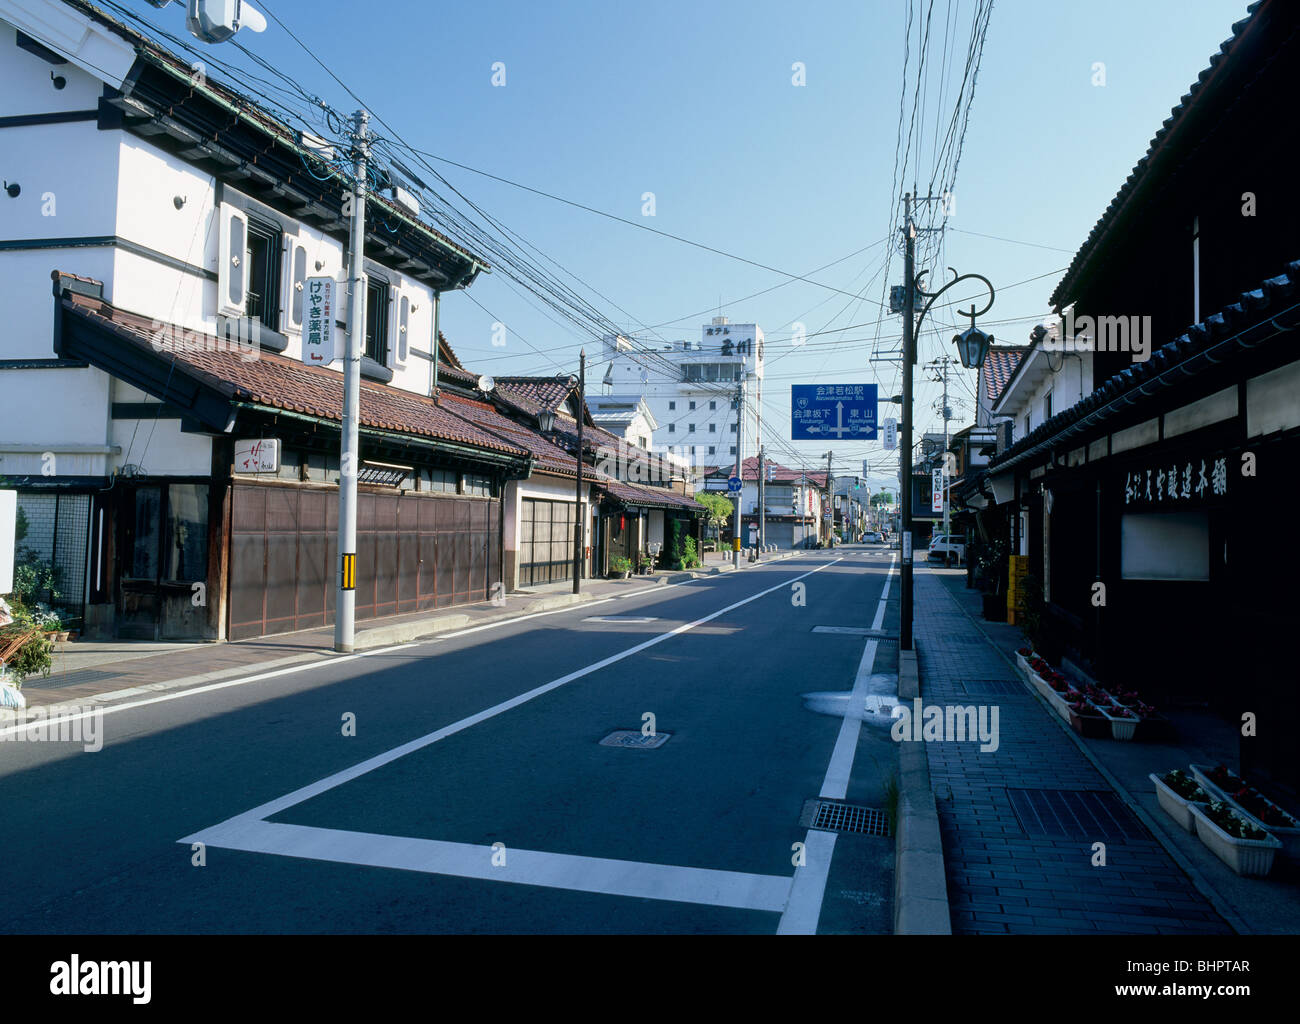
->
[[893, 647, 952, 934], [933, 568, 1252, 937]]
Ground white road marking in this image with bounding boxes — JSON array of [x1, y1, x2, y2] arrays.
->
[[0, 644, 418, 741], [180, 560, 845, 907], [777, 555, 897, 935], [182, 820, 791, 913]]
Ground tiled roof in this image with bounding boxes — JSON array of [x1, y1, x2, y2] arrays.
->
[[597, 478, 704, 512], [1049, 1, 1269, 308], [991, 259, 1300, 474], [981, 346, 1029, 404], [494, 377, 574, 416], [60, 290, 528, 457]]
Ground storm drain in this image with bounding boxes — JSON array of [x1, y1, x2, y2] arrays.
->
[[958, 679, 1027, 696], [1006, 788, 1146, 841], [599, 730, 670, 749], [800, 798, 891, 836]]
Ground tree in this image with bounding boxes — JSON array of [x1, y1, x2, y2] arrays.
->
[[695, 492, 734, 530], [871, 492, 893, 507]]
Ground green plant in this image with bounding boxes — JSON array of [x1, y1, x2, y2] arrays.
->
[[682, 536, 699, 569], [13, 556, 62, 608], [694, 492, 734, 530], [610, 556, 633, 574], [882, 771, 900, 836], [1019, 573, 1046, 652]]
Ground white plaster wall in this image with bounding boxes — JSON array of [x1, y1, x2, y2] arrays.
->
[[0, 19, 112, 117]]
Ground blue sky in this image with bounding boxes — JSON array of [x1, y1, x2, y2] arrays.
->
[[133, 0, 1250, 481]]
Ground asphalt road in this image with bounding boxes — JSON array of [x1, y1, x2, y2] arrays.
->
[[0, 547, 899, 934]]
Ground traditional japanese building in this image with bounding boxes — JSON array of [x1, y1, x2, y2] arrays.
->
[[981, 0, 1300, 791]]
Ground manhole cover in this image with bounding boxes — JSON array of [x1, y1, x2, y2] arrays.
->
[[1006, 788, 1146, 841], [800, 799, 891, 836], [583, 616, 660, 623], [599, 730, 671, 749]]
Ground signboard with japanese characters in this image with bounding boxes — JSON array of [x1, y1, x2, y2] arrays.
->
[[699, 321, 764, 378], [234, 438, 280, 474], [931, 468, 944, 513], [791, 384, 878, 440], [1121, 452, 1229, 508], [883, 418, 897, 451], [303, 276, 336, 366]]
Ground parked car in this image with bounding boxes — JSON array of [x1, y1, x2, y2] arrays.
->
[[861, 531, 882, 544], [928, 534, 966, 564]]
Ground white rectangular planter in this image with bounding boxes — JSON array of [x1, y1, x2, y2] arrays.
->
[[1150, 773, 1208, 833], [1100, 706, 1138, 741], [1189, 764, 1300, 862], [1189, 802, 1282, 877]]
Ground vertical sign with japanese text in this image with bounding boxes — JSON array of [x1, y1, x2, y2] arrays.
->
[[303, 276, 336, 366], [932, 468, 944, 513]]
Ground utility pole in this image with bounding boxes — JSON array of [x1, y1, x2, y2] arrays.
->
[[334, 109, 369, 653], [900, 192, 916, 650], [757, 445, 765, 558], [824, 450, 834, 545], [573, 348, 585, 593], [733, 378, 744, 567]]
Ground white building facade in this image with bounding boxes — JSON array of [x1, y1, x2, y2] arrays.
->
[[600, 316, 764, 472]]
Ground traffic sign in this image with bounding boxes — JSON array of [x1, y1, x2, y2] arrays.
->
[[727, 475, 742, 493], [791, 384, 878, 440], [883, 419, 898, 451]]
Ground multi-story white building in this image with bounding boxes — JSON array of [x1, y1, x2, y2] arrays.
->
[[600, 316, 764, 471]]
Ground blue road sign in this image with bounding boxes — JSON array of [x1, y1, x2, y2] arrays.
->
[[791, 384, 878, 440], [727, 475, 742, 493]]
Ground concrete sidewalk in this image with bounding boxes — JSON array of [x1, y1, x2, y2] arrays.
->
[[912, 565, 1233, 935], [5, 548, 802, 720]]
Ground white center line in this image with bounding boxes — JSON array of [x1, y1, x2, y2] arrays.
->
[[777, 555, 897, 935]]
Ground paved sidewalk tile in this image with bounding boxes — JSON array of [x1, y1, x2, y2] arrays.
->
[[912, 567, 1230, 936]]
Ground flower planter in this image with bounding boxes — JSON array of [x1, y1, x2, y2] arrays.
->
[[1068, 705, 1109, 739], [1099, 706, 1138, 741], [1188, 802, 1281, 877], [1190, 764, 1300, 862], [1150, 772, 1209, 834]]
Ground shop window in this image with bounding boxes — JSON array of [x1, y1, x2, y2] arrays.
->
[[126, 484, 208, 584]]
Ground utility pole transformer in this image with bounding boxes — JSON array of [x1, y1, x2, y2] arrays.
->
[[334, 110, 368, 653]]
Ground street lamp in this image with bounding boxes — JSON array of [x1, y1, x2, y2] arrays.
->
[[953, 324, 995, 370]]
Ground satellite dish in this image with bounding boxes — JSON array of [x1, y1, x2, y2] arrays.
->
[[477, 374, 495, 393]]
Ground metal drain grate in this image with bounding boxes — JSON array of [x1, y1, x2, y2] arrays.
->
[[1006, 788, 1147, 841], [959, 679, 1028, 696], [599, 730, 670, 749], [800, 799, 891, 836]]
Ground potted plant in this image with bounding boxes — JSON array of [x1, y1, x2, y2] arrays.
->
[[1099, 703, 1139, 741], [1067, 699, 1108, 738], [1150, 769, 1211, 833], [1189, 800, 1282, 877], [609, 556, 633, 580], [1191, 764, 1300, 862]]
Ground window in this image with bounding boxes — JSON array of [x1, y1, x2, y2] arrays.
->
[[1044, 391, 1053, 419], [689, 401, 696, 410], [688, 423, 696, 433], [710, 401, 716, 410], [668, 400, 676, 410], [668, 423, 676, 433], [731, 400, 738, 410], [126, 483, 209, 585], [1024, 414, 1031, 437], [462, 473, 492, 497], [709, 423, 716, 433], [708, 446, 716, 455], [422, 468, 458, 493], [731, 423, 738, 433], [729, 446, 736, 455], [365, 276, 390, 364], [245, 218, 282, 330]]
